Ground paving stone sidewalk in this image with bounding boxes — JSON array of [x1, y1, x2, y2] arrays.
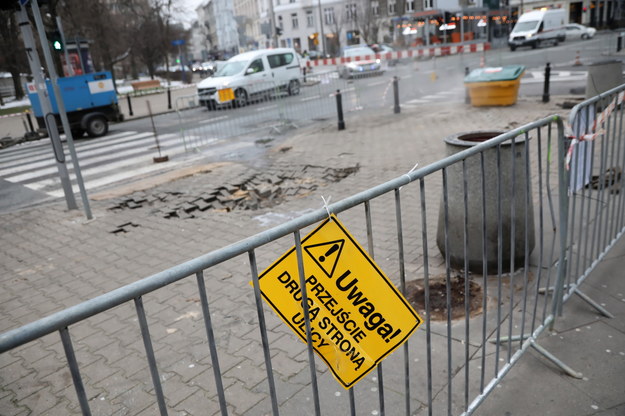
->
[[1, 96, 624, 415]]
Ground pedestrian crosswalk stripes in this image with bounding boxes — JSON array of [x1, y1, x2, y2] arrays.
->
[[0, 132, 155, 177], [0, 130, 191, 197]]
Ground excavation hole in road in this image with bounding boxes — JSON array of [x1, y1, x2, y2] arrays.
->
[[108, 164, 360, 219], [406, 273, 483, 321]]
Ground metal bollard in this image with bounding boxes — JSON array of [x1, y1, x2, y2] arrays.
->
[[393, 76, 400, 114], [167, 88, 172, 110], [465, 67, 470, 104], [542, 62, 551, 103], [126, 94, 134, 116], [335, 89, 345, 130], [618, 35, 623, 52], [303, 66, 307, 83], [25, 110, 35, 132]]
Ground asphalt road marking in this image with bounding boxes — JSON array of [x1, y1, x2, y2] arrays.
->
[[199, 115, 229, 124], [301, 95, 321, 102]]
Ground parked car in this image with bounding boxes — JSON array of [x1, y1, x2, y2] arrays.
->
[[565, 23, 597, 40], [338, 45, 383, 79], [199, 60, 226, 76], [196, 48, 301, 109], [369, 43, 399, 66]]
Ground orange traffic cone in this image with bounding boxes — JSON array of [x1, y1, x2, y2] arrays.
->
[[574, 51, 582, 66]]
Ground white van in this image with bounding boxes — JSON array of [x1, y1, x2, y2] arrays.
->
[[197, 48, 302, 109], [508, 9, 567, 51]]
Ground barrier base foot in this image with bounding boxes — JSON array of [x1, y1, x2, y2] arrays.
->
[[530, 340, 583, 379], [489, 335, 583, 379], [538, 285, 613, 318]]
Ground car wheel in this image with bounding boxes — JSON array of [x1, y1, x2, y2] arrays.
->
[[581, 33, 589, 40], [85, 115, 108, 138], [532, 41, 538, 49], [288, 80, 300, 96], [234, 88, 248, 108], [510, 45, 516, 51]]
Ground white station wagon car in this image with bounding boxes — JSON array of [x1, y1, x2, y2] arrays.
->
[[197, 48, 302, 109], [565, 23, 597, 40]]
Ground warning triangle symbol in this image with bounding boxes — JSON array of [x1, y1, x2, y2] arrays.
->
[[304, 239, 345, 278]]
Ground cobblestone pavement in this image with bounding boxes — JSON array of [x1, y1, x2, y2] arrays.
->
[[1, 96, 624, 415]]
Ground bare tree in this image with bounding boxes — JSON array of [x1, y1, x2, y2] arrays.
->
[[57, 0, 132, 74], [353, 0, 385, 45], [0, 9, 28, 100]]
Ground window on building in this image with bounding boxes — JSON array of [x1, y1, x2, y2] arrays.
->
[[388, 0, 396, 15], [371, 1, 379, 16], [406, 0, 414, 12], [345, 3, 357, 21], [292, 13, 299, 29], [424, 0, 433, 9], [324, 7, 335, 25], [278, 15, 283, 28], [306, 10, 314, 27]]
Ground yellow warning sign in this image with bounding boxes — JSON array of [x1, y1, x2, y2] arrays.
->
[[256, 214, 422, 388], [218, 88, 234, 103]]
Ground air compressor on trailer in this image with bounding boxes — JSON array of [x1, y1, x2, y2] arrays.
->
[[26, 71, 124, 138]]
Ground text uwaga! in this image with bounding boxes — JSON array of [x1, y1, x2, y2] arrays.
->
[[277, 269, 404, 371]]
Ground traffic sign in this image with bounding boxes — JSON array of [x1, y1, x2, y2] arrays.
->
[[256, 214, 422, 388], [171, 39, 185, 46]]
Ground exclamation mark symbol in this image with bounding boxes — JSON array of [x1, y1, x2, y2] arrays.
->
[[385, 329, 401, 343], [319, 244, 339, 262]]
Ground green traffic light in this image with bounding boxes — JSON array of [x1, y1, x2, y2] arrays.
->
[[53, 40, 62, 50]]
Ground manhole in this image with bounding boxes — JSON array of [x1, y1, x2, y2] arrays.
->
[[406, 274, 483, 321]]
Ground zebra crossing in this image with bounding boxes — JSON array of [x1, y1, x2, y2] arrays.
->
[[0, 130, 194, 198]]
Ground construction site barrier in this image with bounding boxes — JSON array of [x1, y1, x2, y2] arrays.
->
[[2, 85, 625, 415]]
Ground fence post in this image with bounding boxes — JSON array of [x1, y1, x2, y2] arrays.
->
[[542, 62, 551, 103], [126, 94, 134, 116], [25, 110, 35, 132], [393, 76, 400, 114], [335, 89, 345, 130], [303, 66, 307, 83], [167, 87, 172, 110], [465, 67, 470, 104]]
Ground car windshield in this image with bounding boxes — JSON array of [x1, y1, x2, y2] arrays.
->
[[214, 61, 246, 77], [343, 47, 375, 57], [513, 21, 539, 32]]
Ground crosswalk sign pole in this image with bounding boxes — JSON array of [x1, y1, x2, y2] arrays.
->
[[31, 0, 93, 220], [17, 5, 77, 211]]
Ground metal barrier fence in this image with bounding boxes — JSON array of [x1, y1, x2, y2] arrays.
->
[[560, 83, 625, 319], [173, 69, 394, 152], [1, 112, 583, 415]]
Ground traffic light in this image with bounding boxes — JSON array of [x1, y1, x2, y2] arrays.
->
[[276, 26, 283, 36], [51, 30, 63, 51]]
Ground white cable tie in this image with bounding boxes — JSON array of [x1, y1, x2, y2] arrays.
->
[[400, 162, 420, 190], [321, 195, 332, 218]]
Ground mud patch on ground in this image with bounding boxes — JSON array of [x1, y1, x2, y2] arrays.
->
[[406, 273, 483, 321]]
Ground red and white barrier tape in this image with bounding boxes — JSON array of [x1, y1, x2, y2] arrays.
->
[[565, 91, 625, 170], [305, 42, 490, 68], [0, 110, 31, 119]]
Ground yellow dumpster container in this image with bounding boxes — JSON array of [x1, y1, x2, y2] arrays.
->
[[464, 65, 525, 106]]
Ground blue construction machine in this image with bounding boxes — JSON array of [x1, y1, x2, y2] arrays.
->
[[27, 71, 123, 138]]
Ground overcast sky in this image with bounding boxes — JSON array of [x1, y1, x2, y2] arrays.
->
[[174, 0, 203, 28]]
